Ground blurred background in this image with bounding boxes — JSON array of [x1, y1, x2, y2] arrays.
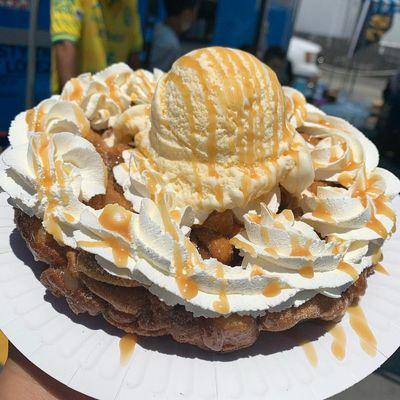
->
[[0, 0, 399, 398]]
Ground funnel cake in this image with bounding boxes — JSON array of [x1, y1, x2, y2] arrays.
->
[[1, 47, 399, 352]]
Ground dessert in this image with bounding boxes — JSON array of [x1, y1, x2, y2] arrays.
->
[[1, 47, 399, 352]]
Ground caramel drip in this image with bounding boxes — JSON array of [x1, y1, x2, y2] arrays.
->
[[167, 72, 203, 202], [78, 238, 130, 268], [250, 265, 265, 277], [327, 323, 346, 361], [25, 108, 35, 131], [374, 196, 396, 224], [63, 212, 75, 223], [366, 211, 388, 238], [292, 331, 318, 367], [173, 242, 198, 300], [371, 249, 382, 264], [312, 201, 335, 223], [348, 305, 377, 356], [270, 70, 283, 157], [374, 263, 389, 275], [337, 172, 353, 187], [105, 75, 123, 109], [260, 226, 269, 244], [213, 264, 230, 314], [69, 78, 83, 101], [248, 213, 261, 224], [338, 261, 358, 280], [290, 236, 312, 257], [329, 146, 340, 163], [230, 237, 256, 257], [119, 334, 136, 366], [299, 263, 314, 278], [317, 117, 333, 128], [265, 246, 278, 257], [170, 210, 181, 222], [99, 204, 132, 240], [343, 159, 361, 171], [34, 136, 63, 243], [262, 280, 282, 297], [136, 70, 154, 93], [155, 191, 179, 241], [73, 107, 91, 138], [226, 49, 253, 164], [178, 55, 224, 207]]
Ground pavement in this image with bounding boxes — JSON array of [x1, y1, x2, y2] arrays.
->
[[331, 349, 400, 399]]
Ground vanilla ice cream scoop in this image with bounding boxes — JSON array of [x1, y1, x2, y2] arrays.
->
[[136, 47, 313, 212]]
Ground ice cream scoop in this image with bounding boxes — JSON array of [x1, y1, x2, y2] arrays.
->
[[137, 46, 313, 212]]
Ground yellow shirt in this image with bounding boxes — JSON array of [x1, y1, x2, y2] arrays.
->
[[51, 0, 143, 93]]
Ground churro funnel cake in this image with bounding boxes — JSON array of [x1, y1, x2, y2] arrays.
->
[[1, 47, 399, 352]]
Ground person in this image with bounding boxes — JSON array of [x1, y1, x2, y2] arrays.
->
[[263, 46, 293, 86], [149, 0, 198, 71], [376, 70, 400, 159], [51, 0, 143, 93]]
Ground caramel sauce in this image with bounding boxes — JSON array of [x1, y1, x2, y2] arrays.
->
[[69, 78, 83, 101], [371, 249, 382, 264], [178, 55, 225, 208], [366, 212, 388, 238], [119, 334, 136, 366], [329, 147, 340, 163], [250, 264, 265, 277], [327, 323, 346, 361], [170, 210, 181, 222], [78, 238, 130, 268], [264, 247, 278, 257], [343, 159, 361, 171], [212, 263, 230, 314], [155, 191, 179, 241], [299, 263, 314, 278], [282, 209, 293, 221], [290, 236, 312, 257], [105, 75, 123, 109], [260, 226, 270, 244], [337, 172, 353, 187], [248, 213, 261, 224], [63, 212, 75, 223], [167, 72, 203, 202], [317, 117, 333, 128], [136, 70, 154, 93], [262, 280, 282, 297], [338, 261, 358, 281], [230, 237, 256, 257], [374, 263, 389, 275], [173, 242, 198, 300], [374, 196, 396, 224], [25, 108, 35, 131], [291, 329, 318, 367], [348, 305, 377, 356], [99, 204, 132, 240], [312, 201, 335, 223]]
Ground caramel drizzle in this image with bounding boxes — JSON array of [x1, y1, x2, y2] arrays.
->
[[99, 204, 132, 240], [105, 75, 123, 109], [312, 201, 334, 223], [166, 72, 203, 203], [177, 54, 224, 207], [250, 264, 265, 277], [374, 263, 389, 275], [230, 237, 256, 257], [212, 264, 230, 314], [337, 260, 359, 281], [299, 262, 314, 278], [26, 106, 45, 132], [68, 78, 84, 102], [173, 241, 198, 300], [348, 305, 377, 357], [290, 236, 312, 257], [327, 323, 346, 360], [78, 238, 130, 268], [119, 334, 136, 366], [263, 280, 283, 297], [337, 172, 354, 187]]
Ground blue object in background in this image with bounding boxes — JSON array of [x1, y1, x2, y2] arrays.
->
[[0, 1, 50, 141], [212, 0, 260, 48]]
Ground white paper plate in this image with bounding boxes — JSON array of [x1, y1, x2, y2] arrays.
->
[[0, 166, 400, 400]]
